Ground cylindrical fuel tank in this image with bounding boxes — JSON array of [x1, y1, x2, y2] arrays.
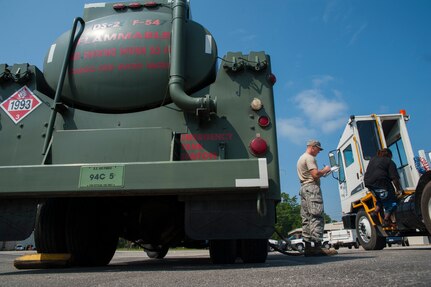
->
[[395, 194, 426, 231], [43, 7, 217, 112]]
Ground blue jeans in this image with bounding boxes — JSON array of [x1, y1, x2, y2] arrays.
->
[[373, 188, 397, 214]]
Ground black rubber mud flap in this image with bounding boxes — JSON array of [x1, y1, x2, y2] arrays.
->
[[0, 199, 37, 241]]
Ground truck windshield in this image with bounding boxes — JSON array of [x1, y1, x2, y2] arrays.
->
[[356, 121, 380, 160]]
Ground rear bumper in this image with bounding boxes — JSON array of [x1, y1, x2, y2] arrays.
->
[[0, 158, 269, 198]]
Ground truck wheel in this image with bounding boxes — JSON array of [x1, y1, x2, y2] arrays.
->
[[144, 244, 169, 259], [34, 199, 68, 253], [240, 239, 268, 263], [334, 245, 339, 250], [66, 199, 119, 266], [209, 239, 237, 264], [323, 242, 330, 249], [295, 243, 304, 252], [420, 182, 431, 234], [355, 209, 385, 250]]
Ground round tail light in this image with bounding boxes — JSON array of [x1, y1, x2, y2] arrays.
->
[[249, 136, 268, 156], [267, 73, 276, 85], [258, 116, 270, 128], [129, 2, 143, 9], [113, 3, 127, 10]]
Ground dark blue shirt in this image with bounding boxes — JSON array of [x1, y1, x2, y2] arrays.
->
[[364, 156, 399, 192]]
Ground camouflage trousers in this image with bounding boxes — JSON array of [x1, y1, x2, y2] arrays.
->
[[300, 183, 324, 243]]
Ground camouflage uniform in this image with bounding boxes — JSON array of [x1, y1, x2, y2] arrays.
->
[[299, 183, 324, 243]]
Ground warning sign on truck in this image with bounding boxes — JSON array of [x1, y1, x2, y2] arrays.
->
[[0, 86, 42, 124]]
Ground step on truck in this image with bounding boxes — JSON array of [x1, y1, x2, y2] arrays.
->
[[328, 111, 431, 250], [0, 0, 280, 266]]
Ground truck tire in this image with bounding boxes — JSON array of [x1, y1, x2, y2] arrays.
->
[[239, 239, 268, 263], [34, 199, 68, 253], [209, 239, 237, 264], [355, 209, 385, 250], [144, 244, 169, 259], [420, 182, 431, 234], [295, 243, 304, 252], [66, 199, 119, 266]]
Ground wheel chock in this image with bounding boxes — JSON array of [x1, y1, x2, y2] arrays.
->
[[14, 253, 72, 269]]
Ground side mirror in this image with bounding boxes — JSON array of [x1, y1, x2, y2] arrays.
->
[[329, 151, 337, 168], [328, 150, 340, 180]]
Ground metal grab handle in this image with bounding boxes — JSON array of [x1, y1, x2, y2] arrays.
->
[[42, 17, 85, 156]]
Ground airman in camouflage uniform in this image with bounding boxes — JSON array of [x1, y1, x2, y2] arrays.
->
[[297, 140, 337, 256]]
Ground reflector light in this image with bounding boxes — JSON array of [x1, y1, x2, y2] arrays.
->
[[129, 2, 143, 9], [249, 136, 268, 156], [113, 3, 127, 10], [399, 109, 406, 116], [250, 98, 263, 111], [267, 73, 276, 85], [258, 116, 270, 128], [144, 2, 158, 7]]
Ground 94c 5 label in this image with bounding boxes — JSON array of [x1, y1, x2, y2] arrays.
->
[[79, 165, 124, 188]]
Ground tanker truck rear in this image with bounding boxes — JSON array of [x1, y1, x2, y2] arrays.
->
[[327, 112, 431, 250], [0, 1, 280, 266]]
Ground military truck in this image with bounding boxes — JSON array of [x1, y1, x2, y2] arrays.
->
[[328, 112, 431, 250], [0, 1, 280, 266]]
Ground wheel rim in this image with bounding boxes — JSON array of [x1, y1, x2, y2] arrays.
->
[[428, 196, 431, 220], [358, 215, 372, 244]]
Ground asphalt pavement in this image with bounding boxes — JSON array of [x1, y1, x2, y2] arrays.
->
[[1, 246, 430, 287]]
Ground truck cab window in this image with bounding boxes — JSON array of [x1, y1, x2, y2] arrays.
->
[[389, 139, 408, 169], [356, 121, 380, 160], [343, 144, 354, 168], [338, 150, 346, 182]]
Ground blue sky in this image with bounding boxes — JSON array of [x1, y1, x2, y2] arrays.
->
[[1, 0, 430, 220]]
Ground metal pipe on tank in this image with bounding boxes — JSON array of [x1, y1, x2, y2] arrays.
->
[[169, 0, 216, 116]]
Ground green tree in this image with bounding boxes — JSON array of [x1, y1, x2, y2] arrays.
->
[[274, 193, 302, 239], [274, 192, 333, 239]]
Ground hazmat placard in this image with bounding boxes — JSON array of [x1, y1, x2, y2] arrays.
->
[[0, 86, 42, 124]]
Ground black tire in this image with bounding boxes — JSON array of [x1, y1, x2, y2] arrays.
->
[[144, 244, 169, 259], [295, 243, 304, 252], [356, 209, 386, 250], [334, 245, 340, 250], [323, 242, 331, 249], [34, 199, 68, 253], [240, 239, 268, 263], [209, 239, 237, 264], [387, 243, 392, 247], [420, 182, 431, 234], [354, 242, 360, 249], [66, 199, 119, 266]]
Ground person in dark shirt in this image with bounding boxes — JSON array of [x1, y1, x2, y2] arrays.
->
[[364, 148, 402, 226]]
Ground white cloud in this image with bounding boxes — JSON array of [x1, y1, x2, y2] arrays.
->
[[312, 75, 334, 87], [277, 117, 315, 145], [348, 22, 368, 46], [277, 76, 348, 144]]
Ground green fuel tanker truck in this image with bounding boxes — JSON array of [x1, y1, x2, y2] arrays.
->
[[0, 1, 280, 266]]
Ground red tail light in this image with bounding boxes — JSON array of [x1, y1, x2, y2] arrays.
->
[[113, 3, 127, 10], [267, 73, 276, 85], [249, 136, 268, 156], [129, 2, 143, 9], [258, 116, 270, 128]]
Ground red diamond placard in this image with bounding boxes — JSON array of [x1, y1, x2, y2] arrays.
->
[[0, 86, 42, 124]]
